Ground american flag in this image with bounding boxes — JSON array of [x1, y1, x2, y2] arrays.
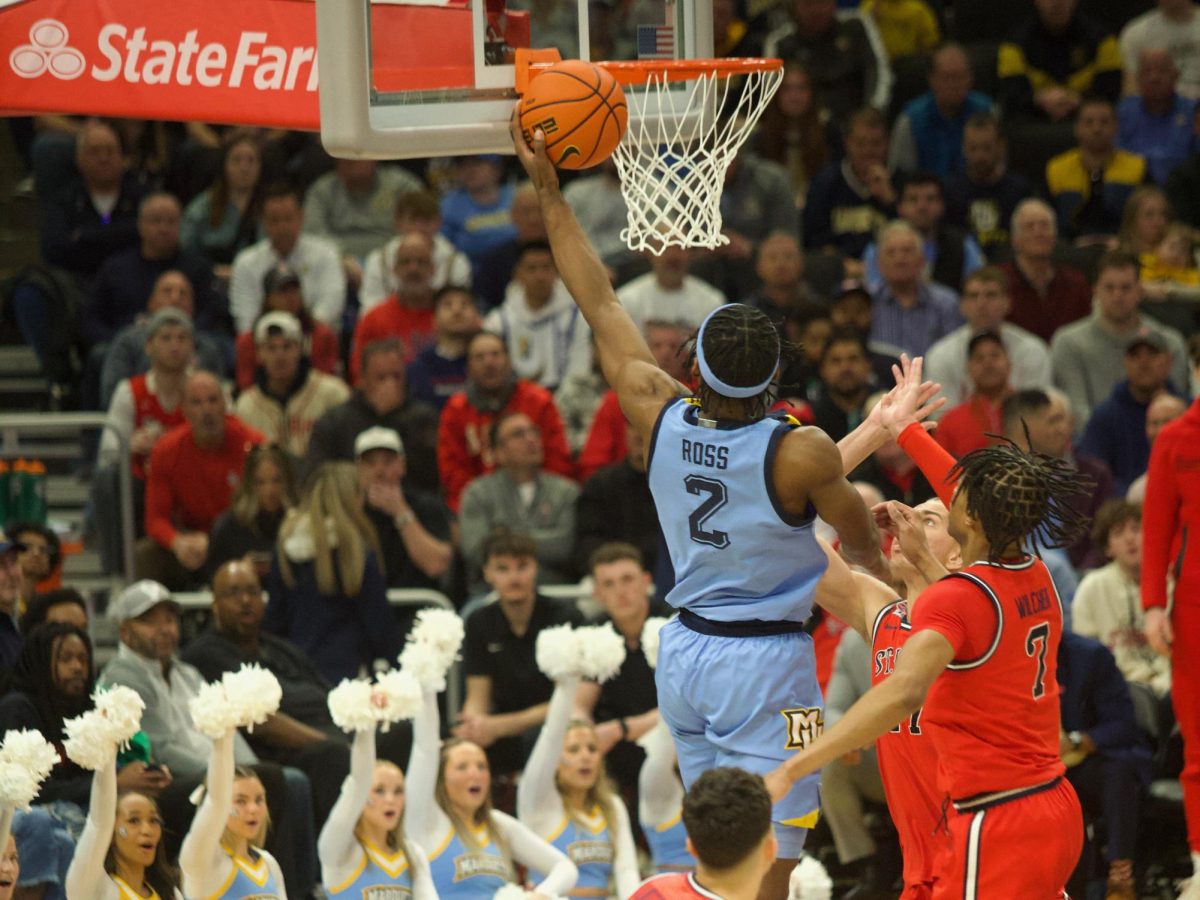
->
[[637, 23, 675, 59]]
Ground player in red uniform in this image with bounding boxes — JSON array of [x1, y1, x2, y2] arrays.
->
[[769, 439, 1092, 898], [632, 767, 776, 900]]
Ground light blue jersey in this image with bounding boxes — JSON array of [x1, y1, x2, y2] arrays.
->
[[207, 851, 283, 900], [532, 810, 613, 896], [647, 398, 828, 622], [328, 841, 414, 900], [642, 812, 693, 872], [426, 825, 512, 899]]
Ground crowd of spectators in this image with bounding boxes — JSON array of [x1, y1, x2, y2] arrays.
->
[[3, 0, 1200, 894]]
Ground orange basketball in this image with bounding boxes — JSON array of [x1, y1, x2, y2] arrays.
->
[[519, 60, 628, 170]]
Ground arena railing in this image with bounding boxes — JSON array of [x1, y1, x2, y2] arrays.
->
[[172, 588, 462, 720]]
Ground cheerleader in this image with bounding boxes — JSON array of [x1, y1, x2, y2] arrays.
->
[[517, 675, 639, 898], [637, 720, 693, 875], [319, 727, 436, 899], [179, 731, 285, 900], [64, 758, 182, 900], [406, 689, 578, 897]]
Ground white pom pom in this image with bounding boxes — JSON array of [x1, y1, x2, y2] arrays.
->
[[188, 679, 240, 740], [641, 617, 669, 670], [493, 885, 535, 900], [327, 679, 378, 733], [220, 665, 283, 732], [399, 640, 450, 693], [63, 711, 117, 771], [0, 729, 60, 784], [576, 624, 626, 683], [788, 856, 833, 900], [0, 763, 39, 811], [410, 609, 465, 658], [535, 624, 578, 681], [374, 669, 423, 729], [92, 686, 145, 747]]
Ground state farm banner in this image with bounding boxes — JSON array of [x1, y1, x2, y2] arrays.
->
[[2, 0, 323, 129]]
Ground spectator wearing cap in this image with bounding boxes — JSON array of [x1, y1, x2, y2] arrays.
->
[[84, 192, 219, 349], [139, 372, 264, 590], [99, 580, 318, 895], [406, 286, 482, 412], [1051, 250, 1188, 432], [868, 221, 964, 357], [438, 331, 574, 512], [354, 427, 452, 590], [305, 338, 441, 492], [484, 240, 593, 392], [302, 159, 424, 292], [1080, 332, 1186, 496], [5, 522, 62, 611], [229, 183, 346, 334], [999, 199, 1094, 343], [350, 232, 439, 381], [924, 266, 1052, 410], [234, 311, 350, 459], [439, 155, 518, 280], [932, 332, 1013, 458], [98, 307, 195, 479], [828, 281, 903, 387], [459, 411, 580, 593], [99, 269, 227, 409], [360, 190, 472, 314], [0, 536, 24, 671], [234, 260, 342, 390]]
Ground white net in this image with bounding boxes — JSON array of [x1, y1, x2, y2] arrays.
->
[[610, 62, 784, 254]]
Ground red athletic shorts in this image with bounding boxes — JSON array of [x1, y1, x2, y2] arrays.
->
[[932, 777, 1082, 900]]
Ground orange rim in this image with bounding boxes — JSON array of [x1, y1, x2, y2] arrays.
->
[[515, 49, 782, 91]]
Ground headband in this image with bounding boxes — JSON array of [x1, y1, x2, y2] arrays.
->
[[695, 305, 779, 400]]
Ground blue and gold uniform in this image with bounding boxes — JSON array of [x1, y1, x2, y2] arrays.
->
[[327, 841, 414, 900], [112, 876, 162, 900], [426, 825, 512, 899], [643, 812, 693, 873], [536, 809, 613, 897], [206, 849, 283, 900]]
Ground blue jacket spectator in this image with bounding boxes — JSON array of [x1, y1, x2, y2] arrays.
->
[[440, 156, 516, 280], [1117, 47, 1199, 185]]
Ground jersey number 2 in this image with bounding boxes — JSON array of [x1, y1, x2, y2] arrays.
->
[[1025, 622, 1050, 699], [685, 475, 729, 549]]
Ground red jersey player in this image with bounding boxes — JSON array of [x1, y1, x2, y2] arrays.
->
[[769, 438, 1092, 898], [632, 767, 777, 900]]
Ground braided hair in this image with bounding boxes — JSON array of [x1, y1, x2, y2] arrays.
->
[[684, 304, 794, 421], [949, 438, 1095, 561]]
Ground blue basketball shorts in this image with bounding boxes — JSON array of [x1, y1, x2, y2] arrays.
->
[[655, 616, 824, 858]]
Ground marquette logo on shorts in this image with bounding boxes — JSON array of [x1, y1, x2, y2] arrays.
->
[[453, 852, 512, 883], [781, 707, 823, 750], [362, 886, 412, 900], [569, 840, 614, 866]]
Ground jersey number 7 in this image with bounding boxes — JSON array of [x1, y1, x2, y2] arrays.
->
[[1025, 622, 1050, 699], [685, 475, 730, 549]]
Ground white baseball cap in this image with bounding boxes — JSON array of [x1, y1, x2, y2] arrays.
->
[[354, 427, 405, 457], [254, 311, 303, 345], [109, 580, 179, 623]]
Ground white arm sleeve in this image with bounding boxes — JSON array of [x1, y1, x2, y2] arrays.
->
[[319, 728, 374, 886], [515, 678, 574, 837], [492, 811, 578, 897], [609, 796, 640, 900], [404, 690, 450, 850], [99, 380, 135, 468], [638, 720, 683, 829], [65, 761, 119, 900], [260, 849, 290, 900], [0, 808, 11, 861], [179, 730, 235, 899], [407, 842, 437, 900]]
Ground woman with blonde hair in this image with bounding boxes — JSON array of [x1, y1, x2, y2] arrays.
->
[[406, 688, 577, 898], [207, 444, 297, 577], [263, 461, 400, 683], [180, 731, 284, 900], [1119, 184, 1172, 257]]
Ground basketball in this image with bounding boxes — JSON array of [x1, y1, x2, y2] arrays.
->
[[518, 60, 628, 170]]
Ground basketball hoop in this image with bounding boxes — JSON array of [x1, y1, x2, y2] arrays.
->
[[598, 58, 784, 254]]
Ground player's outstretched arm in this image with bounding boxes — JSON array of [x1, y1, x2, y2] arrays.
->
[[511, 112, 679, 437], [812, 538, 898, 640], [764, 628, 955, 802], [838, 355, 944, 474]]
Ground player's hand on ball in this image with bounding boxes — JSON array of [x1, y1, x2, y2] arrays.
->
[[510, 107, 560, 196], [1144, 607, 1174, 657]]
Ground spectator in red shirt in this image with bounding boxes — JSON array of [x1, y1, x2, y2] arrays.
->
[[138, 371, 264, 589], [999, 199, 1093, 342], [350, 232, 438, 380], [438, 331, 573, 512], [934, 331, 1012, 458], [234, 262, 341, 389]]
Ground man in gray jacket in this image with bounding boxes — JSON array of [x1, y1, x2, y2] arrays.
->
[[100, 580, 317, 896]]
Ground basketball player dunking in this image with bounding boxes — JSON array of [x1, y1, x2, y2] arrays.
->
[[513, 117, 892, 900], [767, 437, 1094, 898]]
